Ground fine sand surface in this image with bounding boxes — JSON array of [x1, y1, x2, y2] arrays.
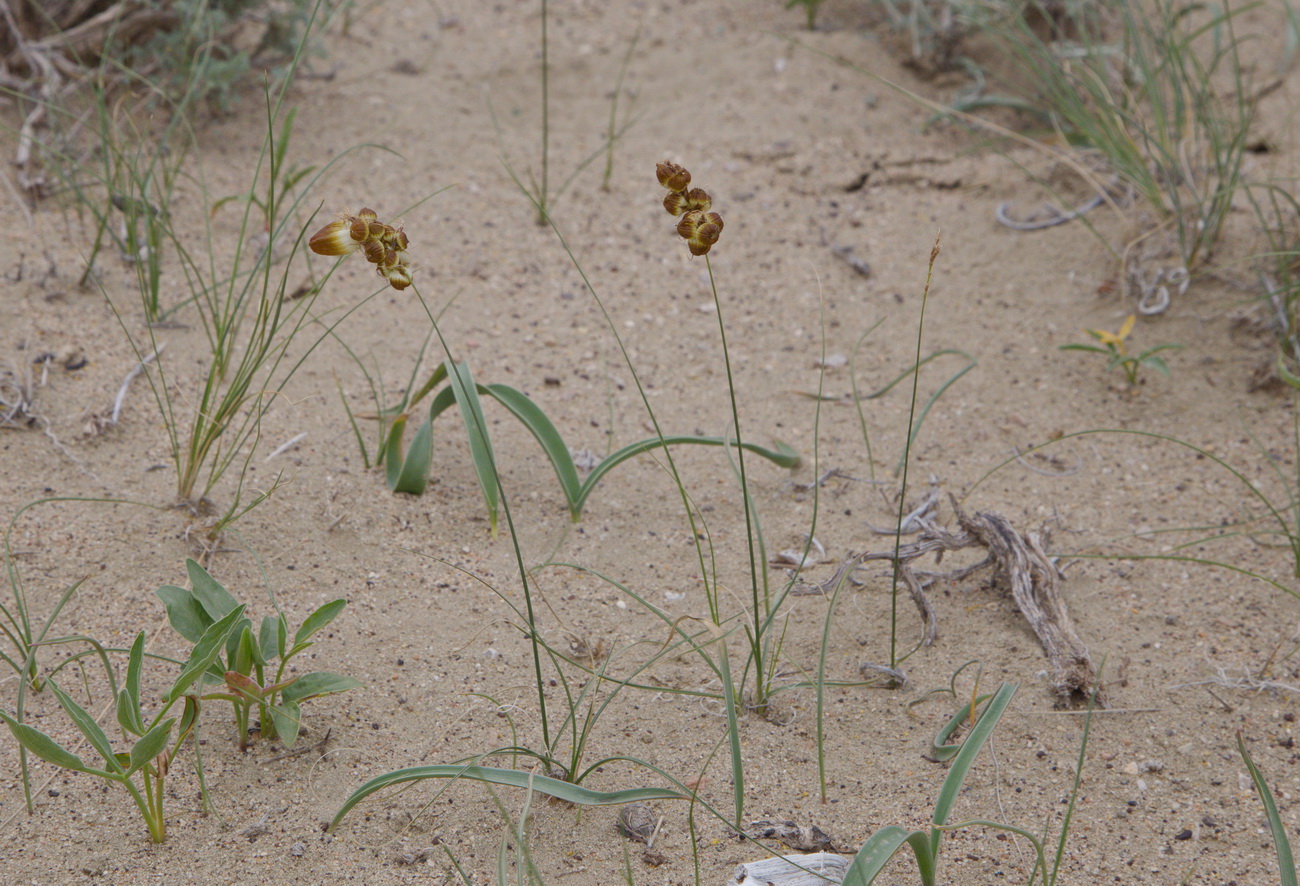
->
[[3, 1, 1300, 883]]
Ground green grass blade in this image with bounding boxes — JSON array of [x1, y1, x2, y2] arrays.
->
[[710, 631, 745, 827], [1239, 732, 1299, 886], [841, 826, 930, 886], [574, 436, 799, 515], [930, 693, 993, 762], [329, 764, 685, 833], [479, 383, 583, 516], [930, 682, 1017, 858], [446, 361, 500, 533], [386, 414, 434, 495]]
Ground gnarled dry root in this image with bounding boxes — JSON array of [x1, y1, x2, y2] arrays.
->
[[862, 495, 1099, 704]]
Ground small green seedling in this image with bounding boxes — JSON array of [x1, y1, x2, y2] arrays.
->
[[381, 359, 799, 531], [156, 559, 361, 750], [842, 683, 1048, 885], [1239, 731, 1298, 886], [1, 610, 246, 842], [1060, 314, 1181, 387], [786, 0, 827, 29]]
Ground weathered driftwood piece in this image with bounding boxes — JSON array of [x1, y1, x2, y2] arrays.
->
[[861, 496, 1099, 702], [729, 852, 849, 886]]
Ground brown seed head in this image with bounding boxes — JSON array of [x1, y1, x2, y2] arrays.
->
[[362, 239, 386, 264], [656, 162, 691, 193], [309, 218, 366, 256], [676, 210, 723, 256], [379, 260, 413, 291], [663, 188, 712, 218]]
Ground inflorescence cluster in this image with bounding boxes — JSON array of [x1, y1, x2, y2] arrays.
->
[[656, 162, 724, 256], [309, 208, 413, 290]]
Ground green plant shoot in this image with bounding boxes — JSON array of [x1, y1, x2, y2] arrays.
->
[[1060, 314, 1182, 386], [156, 559, 361, 750]]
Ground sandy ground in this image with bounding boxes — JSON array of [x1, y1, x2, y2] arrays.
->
[[2, 0, 1300, 883]]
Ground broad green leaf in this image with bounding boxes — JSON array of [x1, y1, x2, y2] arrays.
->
[[0, 712, 90, 773], [281, 671, 363, 702], [269, 698, 302, 747], [224, 671, 264, 700], [168, 605, 247, 702], [446, 361, 500, 533], [50, 683, 122, 773], [480, 383, 582, 514], [156, 584, 210, 643], [185, 558, 241, 622], [117, 632, 146, 735], [842, 826, 930, 886], [331, 765, 685, 833], [233, 625, 257, 676], [295, 599, 347, 646], [116, 688, 143, 738], [259, 614, 286, 663], [1239, 732, 1298, 886], [127, 717, 176, 774]]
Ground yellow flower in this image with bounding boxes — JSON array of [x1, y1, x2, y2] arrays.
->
[[1088, 314, 1135, 355]]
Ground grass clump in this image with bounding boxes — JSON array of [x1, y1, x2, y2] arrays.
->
[[965, 0, 1256, 278]]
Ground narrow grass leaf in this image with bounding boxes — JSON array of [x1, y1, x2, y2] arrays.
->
[[389, 414, 434, 495], [931, 682, 1017, 859], [446, 361, 500, 533], [575, 436, 799, 515], [930, 693, 992, 762], [1239, 732, 1298, 886], [480, 383, 582, 514], [330, 764, 685, 832], [841, 826, 929, 886]]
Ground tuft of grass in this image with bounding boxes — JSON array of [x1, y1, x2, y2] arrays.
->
[[964, 0, 1257, 274]]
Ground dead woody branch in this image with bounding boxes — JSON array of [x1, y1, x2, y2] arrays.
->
[[861, 495, 1099, 703]]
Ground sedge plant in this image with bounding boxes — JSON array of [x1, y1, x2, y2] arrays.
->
[[962, 0, 1257, 273], [307, 205, 695, 833]]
